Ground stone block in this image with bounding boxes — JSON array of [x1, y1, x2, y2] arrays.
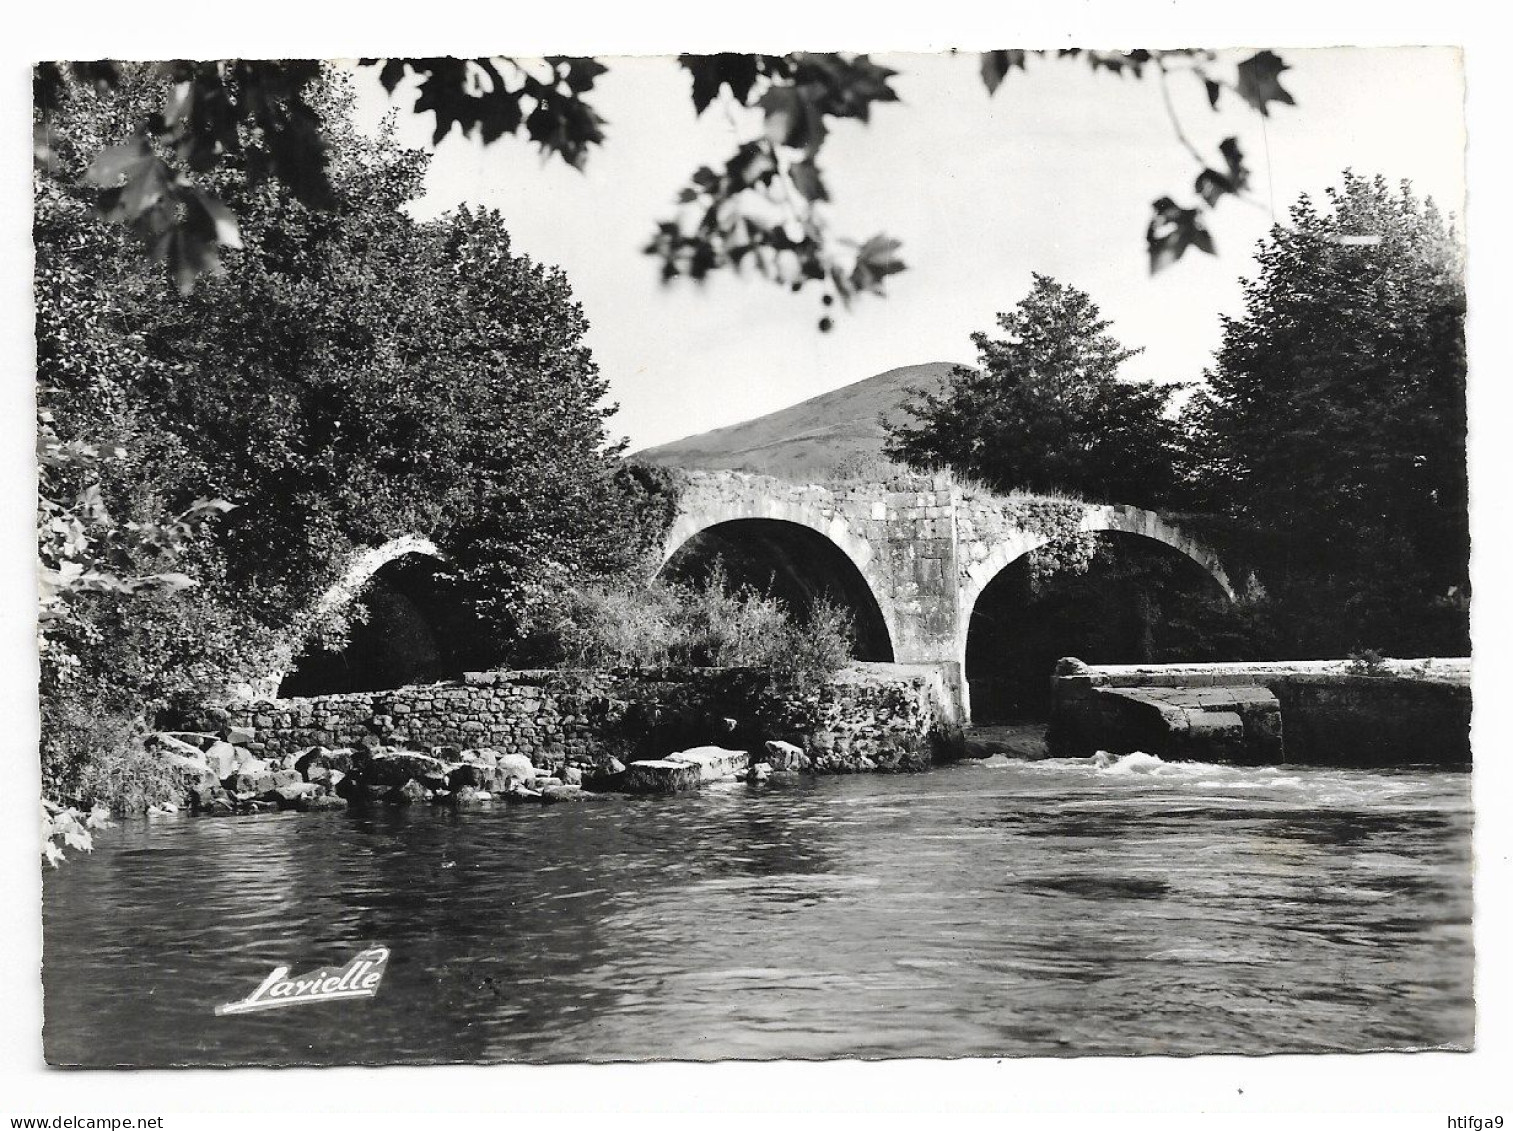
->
[[618, 759, 703, 795], [666, 745, 747, 782]]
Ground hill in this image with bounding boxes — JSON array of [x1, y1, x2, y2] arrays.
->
[[631, 361, 957, 479]]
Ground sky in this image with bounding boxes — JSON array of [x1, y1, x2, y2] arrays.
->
[[352, 47, 1465, 452]]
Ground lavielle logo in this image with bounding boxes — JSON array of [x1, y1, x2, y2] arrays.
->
[[215, 946, 390, 1016]]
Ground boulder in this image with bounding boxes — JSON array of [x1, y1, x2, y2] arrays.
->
[[746, 762, 772, 784], [204, 741, 238, 779], [557, 765, 583, 786], [539, 783, 585, 804], [296, 792, 348, 813], [237, 756, 270, 776], [227, 725, 257, 747], [365, 752, 448, 789], [386, 779, 430, 805], [295, 746, 355, 776], [497, 752, 538, 786], [581, 758, 626, 793], [618, 759, 703, 795], [159, 749, 208, 776], [502, 780, 543, 802], [762, 740, 809, 771], [188, 773, 229, 810], [447, 763, 487, 791], [224, 770, 276, 796], [452, 785, 487, 806], [270, 768, 301, 788], [202, 797, 236, 817], [268, 782, 321, 809], [667, 746, 747, 782]]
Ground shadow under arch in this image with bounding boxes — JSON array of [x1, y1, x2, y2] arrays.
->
[[279, 548, 486, 697], [659, 518, 895, 662], [964, 529, 1237, 723]]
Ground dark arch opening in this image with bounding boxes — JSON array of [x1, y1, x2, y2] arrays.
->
[[660, 519, 894, 662], [279, 553, 486, 696], [966, 531, 1236, 723]]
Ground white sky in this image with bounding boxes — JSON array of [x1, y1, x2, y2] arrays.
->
[[354, 47, 1465, 451]]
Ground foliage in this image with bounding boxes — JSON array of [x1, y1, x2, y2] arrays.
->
[[35, 50, 1297, 322], [36, 68, 672, 808], [885, 274, 1190, 510], [1345, 648, 1391, 676], [1185, 172, 1468, 657], [41, 799, 112, 869], [548, 567, 854, 686]]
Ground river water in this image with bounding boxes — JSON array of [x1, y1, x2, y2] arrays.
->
[[41, 753, 1474, 1065]]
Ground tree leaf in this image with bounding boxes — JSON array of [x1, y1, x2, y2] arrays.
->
[[980, 50, 1027, 95], [1236, 50, 1296, 117], [789, 158, 828, 203], [85, 137, 152, 186]]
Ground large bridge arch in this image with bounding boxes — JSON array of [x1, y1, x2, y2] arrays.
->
[[960, 504, 1233, 637], [660, 498, 898, 663], [958, 505, 1234, 719]]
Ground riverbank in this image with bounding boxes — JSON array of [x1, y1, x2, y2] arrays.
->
[[155, 661, 968, 818]]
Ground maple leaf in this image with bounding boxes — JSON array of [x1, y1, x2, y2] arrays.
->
[[1236, 50, 1296, 117], [681, 54, 764, 114]]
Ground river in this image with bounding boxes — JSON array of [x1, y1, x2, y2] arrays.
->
[[41, 753, 1474, 1065]]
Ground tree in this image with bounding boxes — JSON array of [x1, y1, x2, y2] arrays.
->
[[33, 50, 1297, 324], [1186, 172, 1468, 656], [36, 68, 676, 806], [884, 274, 1189, 509]]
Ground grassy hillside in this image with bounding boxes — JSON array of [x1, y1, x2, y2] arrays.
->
[[631, 362, 956, 480]]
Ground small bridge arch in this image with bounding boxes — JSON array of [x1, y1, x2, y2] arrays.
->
[[245, 535, 446, 699]]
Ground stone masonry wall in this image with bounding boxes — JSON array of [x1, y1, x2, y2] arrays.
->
[[1050, 658, 1471, 767], [188, 663, 958, 774]]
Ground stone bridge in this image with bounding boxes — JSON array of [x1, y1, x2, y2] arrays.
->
[[659, 470, 1233, 719], [269, 470, 1232, 719]]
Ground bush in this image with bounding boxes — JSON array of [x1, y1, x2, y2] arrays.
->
[[549, 567, 855, 684]]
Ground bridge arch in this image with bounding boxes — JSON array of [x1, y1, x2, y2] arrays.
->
[[243, 535, 446, 699], [660, 500, 897, 662], [959, 505, 1233, 720], [960, 504, 1232, 635]]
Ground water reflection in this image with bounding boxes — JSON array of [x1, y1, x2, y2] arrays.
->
[[43, 755, 1472, 1064]]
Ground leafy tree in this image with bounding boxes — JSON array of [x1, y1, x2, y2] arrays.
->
[[1186, 172, 1467, 656], [36, 68, 676, 806], [884, 274, 1189, 509], [34, 49, 1297, 322]]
